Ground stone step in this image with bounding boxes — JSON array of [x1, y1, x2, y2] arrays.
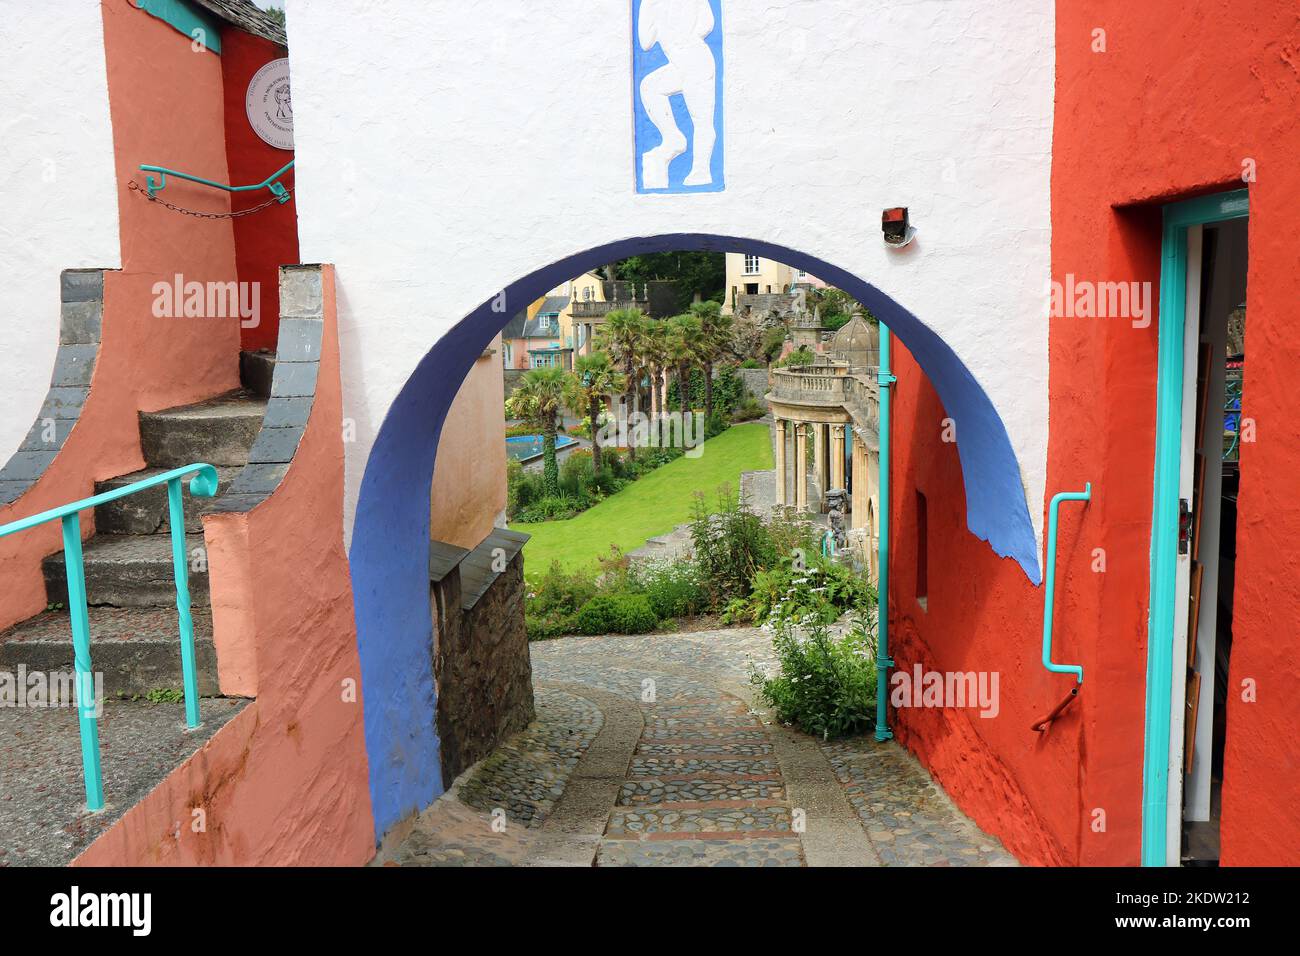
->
[[42, 533, 209, 608], [239, 349, 276, 399], [0, 695, 246, 866], [0, 605, 218, 697], [93, 466, 243, 535], [139, 389, 266, 468]]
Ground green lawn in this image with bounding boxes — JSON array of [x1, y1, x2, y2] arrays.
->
[[512, 422, 773, 578]]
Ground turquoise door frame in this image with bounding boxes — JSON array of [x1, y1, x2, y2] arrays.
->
[[1141, 188, 1248, 866]]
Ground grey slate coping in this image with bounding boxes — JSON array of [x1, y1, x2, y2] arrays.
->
[[429, 527, 530, 612], [0, 269, 105, 506], [210, 265, 324, 515], [458, 528, 530, 612]]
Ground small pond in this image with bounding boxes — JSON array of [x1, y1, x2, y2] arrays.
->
[[506, 434, 578, 463]]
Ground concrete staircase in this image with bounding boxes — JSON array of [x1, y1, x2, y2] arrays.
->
[[0, 353, 272, 864], [0, 353, 272, 698]]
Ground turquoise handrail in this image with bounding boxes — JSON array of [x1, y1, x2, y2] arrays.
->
[[1042, 483, 1091, 684], [139, 159, 295, 203], [0, 463, 219, 811]]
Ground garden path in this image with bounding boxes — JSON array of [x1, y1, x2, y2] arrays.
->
[[379, 628, 1017, 867]]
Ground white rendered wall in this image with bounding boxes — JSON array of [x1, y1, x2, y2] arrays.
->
[[0, 0, 121, 459], [286, 0, 1054, 550]]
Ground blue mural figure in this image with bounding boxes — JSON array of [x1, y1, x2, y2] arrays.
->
[[634, 0, 724, 193]]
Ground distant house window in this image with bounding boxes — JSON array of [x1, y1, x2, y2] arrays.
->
[[531, 353, 560, 369], [745, 283, 759, 295], [797, 269, 807, 278], [744, 255, 760, 274]]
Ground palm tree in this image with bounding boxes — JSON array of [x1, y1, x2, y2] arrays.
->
[[504, 365, 568, 496], [566, 352, 624, 475], [690, 300, 732, 420], [596, 307, 647, 457], [665, 313, 703, 412], [641, 318, 670, 418]]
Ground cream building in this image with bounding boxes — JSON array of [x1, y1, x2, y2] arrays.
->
[[723, 253, 824, 313]]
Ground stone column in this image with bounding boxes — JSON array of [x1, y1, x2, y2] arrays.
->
[[774, 419, 787, 506], [831, 425, 846, 489], [813, 423, 826, 499], [794, 423, 808, 511], [850, 433, 867, 530]]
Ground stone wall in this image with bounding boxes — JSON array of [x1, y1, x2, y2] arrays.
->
[[430, 532, 535, 785], [737, 367, 771, 409], [503, 367, 526, 401]]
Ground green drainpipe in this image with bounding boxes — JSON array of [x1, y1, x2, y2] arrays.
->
[[875, 324, 895, 741]]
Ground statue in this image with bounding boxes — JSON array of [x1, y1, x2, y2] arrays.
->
[[825, 488, 848, 551]]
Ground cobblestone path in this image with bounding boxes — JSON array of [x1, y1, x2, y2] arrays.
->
[[381, 628, 1016, 867]]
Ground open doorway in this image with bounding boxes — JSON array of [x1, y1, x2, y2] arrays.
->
[[1178, 216, 1249, 866]]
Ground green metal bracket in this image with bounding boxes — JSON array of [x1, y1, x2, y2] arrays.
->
[[1042, 483, 1091, 684], [0, 463, 219, 811], [140, 160, 295, 203]]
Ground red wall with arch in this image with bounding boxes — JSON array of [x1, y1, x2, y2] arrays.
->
[[888, 0, 1300, 865]]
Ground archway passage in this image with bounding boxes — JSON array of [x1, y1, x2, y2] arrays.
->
[[348, 234, 1040, 838]]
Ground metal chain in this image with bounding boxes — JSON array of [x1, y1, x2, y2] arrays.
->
[[127, 180, 292, 219]]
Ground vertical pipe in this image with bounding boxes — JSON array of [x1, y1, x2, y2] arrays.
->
[[167, 478, 201, 729], [60, 513, 104, 810], [875, 324, 895, 741]]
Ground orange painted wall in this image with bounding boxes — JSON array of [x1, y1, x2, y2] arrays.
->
[[429, 340, 507, 550], [0, 1, 241, 631], [75, 265, 375, 866], [889, 1, 1300, 866]]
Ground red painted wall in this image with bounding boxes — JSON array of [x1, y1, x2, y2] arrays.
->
[[889, 1, 1300, 865], [220, 28, 298, 352]]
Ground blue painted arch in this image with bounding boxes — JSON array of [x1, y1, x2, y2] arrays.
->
[[348, 234, 1041, 839]]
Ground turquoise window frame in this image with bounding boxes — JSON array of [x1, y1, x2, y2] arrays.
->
[[1142, 188, 1248, 866]]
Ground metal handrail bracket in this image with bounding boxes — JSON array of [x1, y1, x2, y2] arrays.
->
[[139, 160, 295, 204], [1042, 482, 1091, 684]]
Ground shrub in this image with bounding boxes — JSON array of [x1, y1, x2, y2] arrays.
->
[[731, 396, 765, 422], [573, 593, 659, 635], [689, 488, 779, 606], [744, 557, 876, 627], [739, 358, 763, 369], [632, 559, 708, 620], [751, 616, 877, 739], [513, 495, 588, 522], [526, 609, 575, 641], [530, 561, 596, 616]]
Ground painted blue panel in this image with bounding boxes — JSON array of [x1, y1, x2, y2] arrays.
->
[[632, 0, 725, 194], [350, 234, 1040, 841]]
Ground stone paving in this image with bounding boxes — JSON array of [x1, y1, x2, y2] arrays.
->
[[383, 627, 1017, 868]]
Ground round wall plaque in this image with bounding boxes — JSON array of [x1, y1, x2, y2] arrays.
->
[[245, 58, 294, 150]]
